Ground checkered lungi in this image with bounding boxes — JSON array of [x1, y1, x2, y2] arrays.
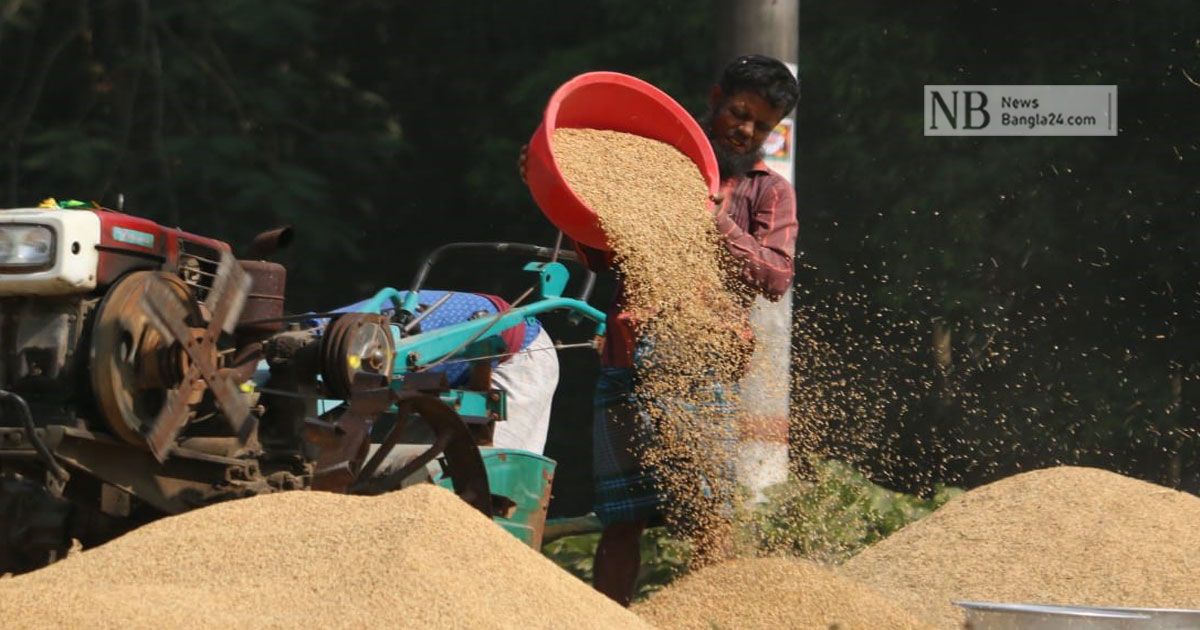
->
[[591, 345, 738, 527]]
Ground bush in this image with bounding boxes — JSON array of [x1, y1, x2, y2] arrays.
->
[[737, 458, 962, 562], [542, 458, 961, 600], [541, 526, 689, 601]]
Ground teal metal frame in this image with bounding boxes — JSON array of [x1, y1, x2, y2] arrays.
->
[[333, 260, 605, 548], [348, 261, 605, 376]]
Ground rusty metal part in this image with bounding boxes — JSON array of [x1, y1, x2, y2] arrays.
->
[[1, 425, 269, 515], [467, 362, 497, 446], [320, 313, 394, 400], [306, 373, 391, 492], [90, 271, 195, 446], [236, 260, 287, 341], [256, 328, 322, 462], [203, 250, 250, 336], [100, 483, 131, 517], [174, 436, 252, 458], [400, 370, 449, 393], [530, 466, 555, 550], [140, 252, 252, 461], [351, 390, 491, 517], [246, 226, 294, 259], [224, 341, 264, 385]]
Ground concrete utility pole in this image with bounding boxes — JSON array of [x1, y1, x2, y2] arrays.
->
[[717, 0, 799, 66], [716, 0, 799, 501]]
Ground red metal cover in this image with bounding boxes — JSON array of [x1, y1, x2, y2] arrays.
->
[[93, 209, 232, 285]]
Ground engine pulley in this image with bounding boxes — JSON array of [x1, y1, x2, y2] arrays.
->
[[321, 313, 394, 400]]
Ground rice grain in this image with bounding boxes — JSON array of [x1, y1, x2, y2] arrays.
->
[[0, 485, 652, 629]]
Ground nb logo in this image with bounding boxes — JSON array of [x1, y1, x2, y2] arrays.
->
[[928, 90, 991, 130], [923, 85, 1117, 137]]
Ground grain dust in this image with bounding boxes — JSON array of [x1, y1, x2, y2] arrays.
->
[[842, 466, 1200, 628], [634, 556, 932, 630], [0, 484, 652, 629]]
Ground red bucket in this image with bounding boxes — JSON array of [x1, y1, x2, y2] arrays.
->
[[525, 72, 719, 251]]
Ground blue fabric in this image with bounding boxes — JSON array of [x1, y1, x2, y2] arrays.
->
[[335, 290, 541, 387]]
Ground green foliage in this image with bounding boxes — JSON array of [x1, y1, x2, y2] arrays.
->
[[737, 459, 962, 562], [543, 460, 959, 600], [541, 532, 597, 581], [541, 526, 690, 602], [634, 527, 691, 600]]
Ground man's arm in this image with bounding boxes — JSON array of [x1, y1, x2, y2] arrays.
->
[[713, 177, 797, 300]]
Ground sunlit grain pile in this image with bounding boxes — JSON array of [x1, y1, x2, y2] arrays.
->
[[633, 556, 932, 629], [552, 128, 753, 563], [842, 466, 1200, 628], [0, 485, 651, 629]]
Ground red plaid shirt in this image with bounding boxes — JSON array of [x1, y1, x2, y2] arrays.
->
[[577, 161, 798, 368]]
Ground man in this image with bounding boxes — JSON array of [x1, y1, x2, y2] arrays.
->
[[579, 55, 799, 605]]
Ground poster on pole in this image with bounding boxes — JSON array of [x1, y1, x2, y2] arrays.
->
[[762, 62, 797, 184]]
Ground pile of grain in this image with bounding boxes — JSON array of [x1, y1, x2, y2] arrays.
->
[[552, 128, 752, 561], [633, 557, 932, 629], [0, 485, 650, 629], [842, 466, 1200, 628]]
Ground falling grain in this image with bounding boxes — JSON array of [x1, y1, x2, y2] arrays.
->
[[552, 128, 752, 564]]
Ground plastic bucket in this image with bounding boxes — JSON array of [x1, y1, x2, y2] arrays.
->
[[525, 71, 719, 251]]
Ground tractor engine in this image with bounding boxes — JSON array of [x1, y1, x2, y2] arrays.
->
[[0, 207, 272, 433], [0, 207, 600, 575], [0, 205, 293, 571]]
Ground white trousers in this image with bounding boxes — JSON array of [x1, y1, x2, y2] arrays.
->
[[490, 327, 558, 454]]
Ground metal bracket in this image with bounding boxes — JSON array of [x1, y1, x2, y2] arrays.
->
[[523, 261, 568, 299]]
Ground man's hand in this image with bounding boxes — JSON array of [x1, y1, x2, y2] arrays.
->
[[708, 191, 726, 215], [518, 144, 529, 184], [709, 191, 733, 228]]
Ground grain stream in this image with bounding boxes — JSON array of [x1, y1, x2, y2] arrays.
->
[[552, 128, 752, 564]]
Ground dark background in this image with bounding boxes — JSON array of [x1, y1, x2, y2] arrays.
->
[[1, 1, 1197, 515]]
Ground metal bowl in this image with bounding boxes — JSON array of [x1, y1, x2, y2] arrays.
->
[[955, 601, 1150, 630], [1092, 606, 1200, 629]]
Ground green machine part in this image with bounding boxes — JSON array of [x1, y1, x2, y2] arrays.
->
[[434, 447, 556, 549]]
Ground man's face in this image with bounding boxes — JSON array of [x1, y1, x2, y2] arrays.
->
[[705, 87, 788, 178]]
